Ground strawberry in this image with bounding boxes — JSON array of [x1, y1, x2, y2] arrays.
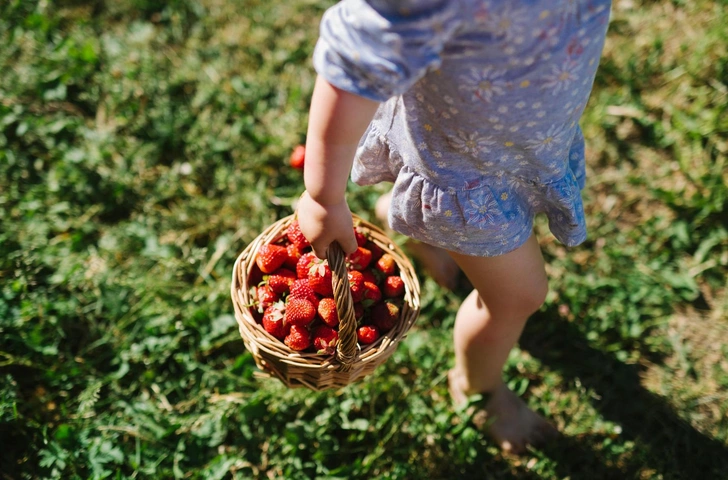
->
[[312, 325, 339, 354], [285, 324, 311, 351], [383, 275, 405, 298], [308, 260, 333, 297], [262, 303, 287, 339], [347, 270, 365, 303], [289, 145, 305, 169], [284, 243, 303, 269], [317, 297, 339, 327], [255, 284, 279, 311], [296, 252, 318, 279], [360, 269, 378, 285], [289, 279, 319, 308], [375, 254, 397, 276], [366, 241, 385, 262], [256, 244, 288, 274], [354, 228, 368, 247], [267, 268, 296, 294], [372, 301, 399, 332], [284, 298, 316, 327], [249, 263, 264, 286], [348, 247, 372, 270], [357, 325, 380, 345], [286, 219, 310, 251], [354, 302, 365, 320], [362, 281, 382, 305]]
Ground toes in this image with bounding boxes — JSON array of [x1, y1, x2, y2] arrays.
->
[[501, 439, 527, 455]]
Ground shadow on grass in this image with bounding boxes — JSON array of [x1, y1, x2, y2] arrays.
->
[[520, 308, 728, 480], [441, 435, 628, 480]]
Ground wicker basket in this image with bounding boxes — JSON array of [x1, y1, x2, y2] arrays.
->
[[231, 213, 420, 391]]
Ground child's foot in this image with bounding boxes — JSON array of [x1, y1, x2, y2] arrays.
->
[[375, 192, 460, 290], [448, 370, 559, 455]]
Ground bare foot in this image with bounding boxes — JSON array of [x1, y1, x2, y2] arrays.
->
[[448, 370, 559, 454], [375, 192, 460, 290]]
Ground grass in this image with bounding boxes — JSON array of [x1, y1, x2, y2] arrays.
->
[[0, 0, 726, 478]]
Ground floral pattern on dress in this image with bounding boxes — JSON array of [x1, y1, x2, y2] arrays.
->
[[466, 189, 502, 225], [449, 130, 495, 155], [459, 66, 508, 103]]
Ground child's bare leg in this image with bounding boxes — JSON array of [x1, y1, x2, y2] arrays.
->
[[447, 234, 558, 454], [375, 191, 460, 289]]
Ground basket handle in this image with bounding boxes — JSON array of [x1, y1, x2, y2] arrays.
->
[[326, 241, 359, 371]]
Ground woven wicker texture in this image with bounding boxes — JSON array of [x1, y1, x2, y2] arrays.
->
[[231, 214, 420, 391]]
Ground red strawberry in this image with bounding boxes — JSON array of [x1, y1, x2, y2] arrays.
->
[[348, 247, 372, 270], [312, 325, 339, 354], [284, 298, 316, 327], [366, 241, 385, 262], [267, 268, 296, 294], [308, 260, 333, 297], [375, 254, 397, 276], [360, 269, 378, 284], [362, 281, 382, 305], [317, 297, 339, 327], [255, 284, 279, 311], [347, 270, 365, 303], [383, 275, 405, 298], [372, 301, 399, 332], [249, 263, 264, 286], [289, 145, 305, 169], [285, 324, 311, 351], [286, 220, 310, 251], [262, 303, 287, 339], [354, 302, 364, 320], [357, 325, 380, 345], [296, 252, 318, 279], [256, 244, 288, 274], [289, 279, 319, 308], [354, 228, 368, 247], [284, 243, 303, 269]]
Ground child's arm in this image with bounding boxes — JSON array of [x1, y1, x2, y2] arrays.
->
[[297, 75, 380, 259]]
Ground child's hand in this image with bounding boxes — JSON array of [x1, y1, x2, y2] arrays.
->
[[297, 191, 358, 260]]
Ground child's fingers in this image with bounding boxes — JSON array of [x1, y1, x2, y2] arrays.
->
[[310, 240, 331, 260], [338, 231, 359, 256], [310, 231, 357, 260]]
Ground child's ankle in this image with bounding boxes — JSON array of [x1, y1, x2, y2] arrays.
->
[[456, 371, 505, 396], [451, 369, 496, 395]]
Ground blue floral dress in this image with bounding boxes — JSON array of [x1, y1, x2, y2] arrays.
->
[[313, 0, 612, 256]]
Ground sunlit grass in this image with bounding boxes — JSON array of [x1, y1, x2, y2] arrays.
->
[[1, 0, 726, 478]]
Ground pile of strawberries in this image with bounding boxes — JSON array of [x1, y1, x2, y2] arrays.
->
[[248, 220, 405, 354]]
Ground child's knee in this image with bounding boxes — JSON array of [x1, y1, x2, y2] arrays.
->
[[519, 277, 548, 316], [489, 276, 548, 318]]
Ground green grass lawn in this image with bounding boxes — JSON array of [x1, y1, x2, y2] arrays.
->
[[1, 0, 726, 478]]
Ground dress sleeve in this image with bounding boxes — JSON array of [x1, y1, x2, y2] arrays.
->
[[313, 0, 464, 102]]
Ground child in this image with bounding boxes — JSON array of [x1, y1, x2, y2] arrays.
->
[[297, 0, 612, 454]]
